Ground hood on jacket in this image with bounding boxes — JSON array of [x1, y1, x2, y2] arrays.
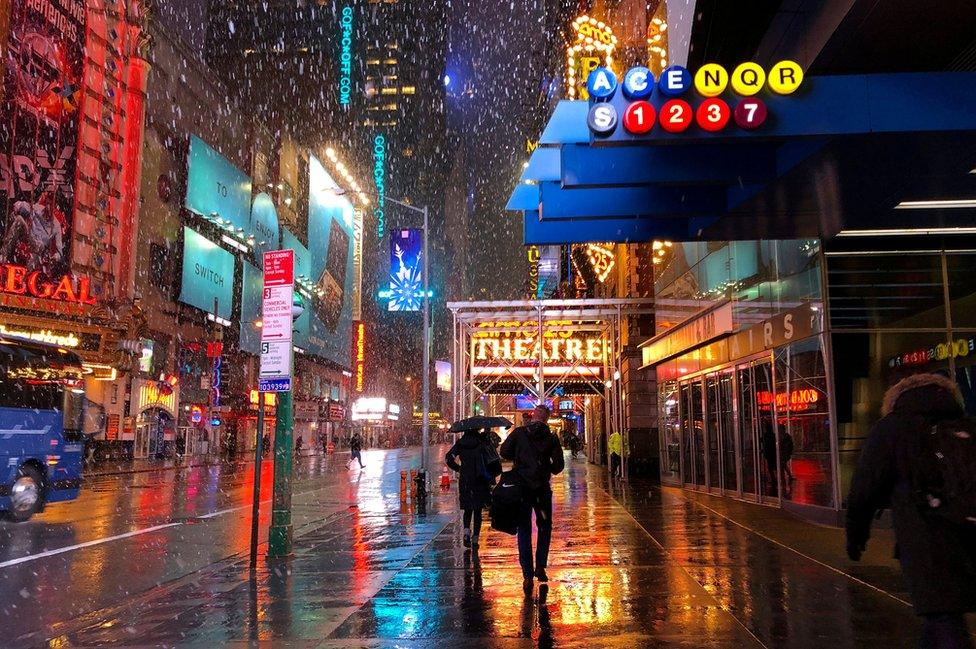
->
[[881, 372, 965, 418], [458, 431, 485, 448], [524, 421, 552, 438]]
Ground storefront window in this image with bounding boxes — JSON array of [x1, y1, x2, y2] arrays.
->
[[946, 252, 976, 328], [773, 337, 833, 508], [827, 254, 946, 329], [832, 331, 951, 501]]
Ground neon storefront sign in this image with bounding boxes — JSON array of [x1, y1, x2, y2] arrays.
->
[[756, 389, 820, 412], [889, 336, 976, 368]]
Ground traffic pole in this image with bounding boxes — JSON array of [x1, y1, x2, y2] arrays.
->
[[249, 394, 265, 567], [268, 385, 294, 557]]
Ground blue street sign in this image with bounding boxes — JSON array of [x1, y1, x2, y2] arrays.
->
[[259, 377, 293, 392]]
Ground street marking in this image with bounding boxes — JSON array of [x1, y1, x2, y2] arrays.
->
[[195, 499, 271, 519], [0, 522, 182, 569]]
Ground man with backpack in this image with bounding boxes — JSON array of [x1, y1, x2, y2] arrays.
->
[[500, 404, 565, 592], [846, 373, 976, 648]]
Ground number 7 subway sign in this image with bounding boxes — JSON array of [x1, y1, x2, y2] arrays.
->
[[259, 249, 295, 392]]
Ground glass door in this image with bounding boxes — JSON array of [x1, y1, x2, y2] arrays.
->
[[719, 371, 738, 494], [755, 360, 780, 503], [705, 375, 721, 491], [659, 381, 681, 484], [690, 380, 705, 488], [680, 382, 694, 486], [737, 366, 758, 498]]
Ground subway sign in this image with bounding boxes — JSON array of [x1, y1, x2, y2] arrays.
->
[[585, 61, 803, 138]]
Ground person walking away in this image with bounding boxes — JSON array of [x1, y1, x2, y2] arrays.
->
[[500, 405, 565, 591], [445, 428, 500, 548], [262, 433, 271, 458], [608, 430, 623, 478], [779, 430, 795, 497], [294, 436, 304, 458], [348, 432, 365, 468], [846, 373, 976, 648], [175, 433, 186, 464]]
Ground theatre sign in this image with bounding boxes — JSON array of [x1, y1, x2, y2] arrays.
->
[[470, 320, 607, 379]]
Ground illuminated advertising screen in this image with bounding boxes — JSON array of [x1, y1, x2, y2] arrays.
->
[[389, 228, 423, 312], [185, 135, 252, 230], [306, 155, 355, 367], [239, 261, 263, 355], [0, 0, 86, 282], [249, 192, 280, 266], [435, 360, 452, 392], [180, 227, 234, 320]]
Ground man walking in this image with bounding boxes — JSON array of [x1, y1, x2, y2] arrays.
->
[[500, 404, 565, 592], [846, 373, 976, 648], [348, 432, 365, 469]]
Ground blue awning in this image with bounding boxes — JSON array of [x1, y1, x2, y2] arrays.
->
[[508, 72, 976, 244]]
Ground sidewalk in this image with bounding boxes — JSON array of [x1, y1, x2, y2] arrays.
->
[[38, 458, 971, 647]]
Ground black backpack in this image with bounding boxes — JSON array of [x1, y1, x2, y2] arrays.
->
[[910, 417, 976, 526]]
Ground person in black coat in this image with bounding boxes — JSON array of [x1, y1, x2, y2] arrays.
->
[[846, 373, 976, 648], [500, 404, 565, 590], [446, 429, 499, 548]]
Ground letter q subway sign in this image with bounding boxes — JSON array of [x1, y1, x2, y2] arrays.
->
[[585, 61, 803, 138]]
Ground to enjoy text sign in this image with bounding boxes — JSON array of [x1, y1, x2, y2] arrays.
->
[[260, 250, 294, 391]]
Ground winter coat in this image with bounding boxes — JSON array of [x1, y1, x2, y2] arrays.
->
[[445, 432, 496, 511], [846, 373, 976, 615], [499, 421, 565, 491]]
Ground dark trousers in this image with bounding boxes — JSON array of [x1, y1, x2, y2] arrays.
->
[[463, 508, 482, 536], [517, 488, 553, 578], [610, 453, 621, 477], [349, 449, 363, 467], [920, 613, 974, 649]]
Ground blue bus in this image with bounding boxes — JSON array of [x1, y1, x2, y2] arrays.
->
[[0, 338, 85, 522]]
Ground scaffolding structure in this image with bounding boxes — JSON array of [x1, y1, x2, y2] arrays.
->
[[447, 299, 655, 475]]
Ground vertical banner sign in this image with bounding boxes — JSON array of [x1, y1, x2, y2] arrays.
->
[[388, 228, 422, 312], [351, 208, 364, 320], [259, 249, 295, 392], [0, 0, 86, 281], [338, 5, 353, 106], [351, 320, 366, 393], [373, 135, 385, 239]]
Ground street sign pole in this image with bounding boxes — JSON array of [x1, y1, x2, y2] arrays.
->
[[259, 249, 297, 559]]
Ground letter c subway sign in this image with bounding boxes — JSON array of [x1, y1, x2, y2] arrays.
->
[[585, 60, 803, 138]]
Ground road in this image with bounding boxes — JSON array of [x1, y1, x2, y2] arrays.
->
[[0, 447, 430, 640]]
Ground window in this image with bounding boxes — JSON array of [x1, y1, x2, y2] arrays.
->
[[401, 86, 416, 94], [827, 254, 945, 329]]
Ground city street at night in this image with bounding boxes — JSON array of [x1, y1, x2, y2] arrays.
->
[[3, 0, 976, 646]]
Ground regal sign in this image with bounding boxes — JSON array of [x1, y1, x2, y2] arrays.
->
[[0, 263, 95, 304]]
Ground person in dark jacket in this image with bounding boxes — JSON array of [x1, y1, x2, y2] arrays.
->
[[500, 404, 565, 590], [846, 373, 976, 648], [348, 432, 364, 469], [446, 429, 498, 548]]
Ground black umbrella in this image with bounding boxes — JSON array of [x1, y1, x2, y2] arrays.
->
[[448, 416, 513, 433]]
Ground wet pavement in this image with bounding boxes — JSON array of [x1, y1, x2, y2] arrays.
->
[[7, 448, 975, 647]]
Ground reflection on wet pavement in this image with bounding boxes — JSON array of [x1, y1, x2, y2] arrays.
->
[[15, 449, 973, 647]]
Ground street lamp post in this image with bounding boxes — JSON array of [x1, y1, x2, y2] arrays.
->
[[331, 189, 432, 491], [385, 198, 431, 487]]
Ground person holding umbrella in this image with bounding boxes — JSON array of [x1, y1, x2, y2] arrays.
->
[[445, 416, 508, 548]]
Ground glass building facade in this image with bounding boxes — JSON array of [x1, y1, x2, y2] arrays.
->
[[647, 240, 976, 517]]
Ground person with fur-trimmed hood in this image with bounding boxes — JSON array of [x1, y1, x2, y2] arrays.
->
[[846, 373, 976, 648]]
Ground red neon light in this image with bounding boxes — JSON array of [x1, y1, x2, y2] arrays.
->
[[756, 389, 820, 412], [0, 264, 95, 305]]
